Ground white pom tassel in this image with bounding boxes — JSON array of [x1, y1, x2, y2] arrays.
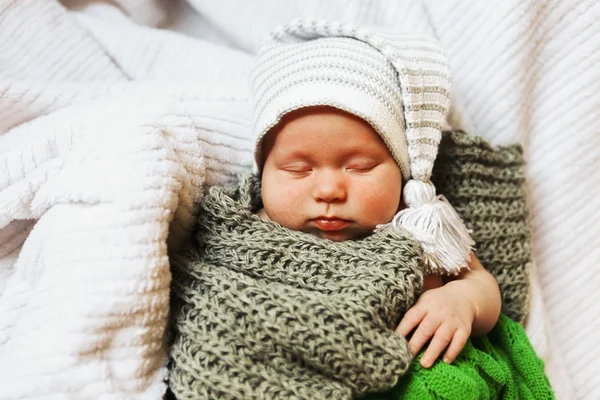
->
[[377, 180, 475, 275]]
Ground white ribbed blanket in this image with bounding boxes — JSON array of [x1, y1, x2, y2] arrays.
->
[[1, 1, 598, 399]]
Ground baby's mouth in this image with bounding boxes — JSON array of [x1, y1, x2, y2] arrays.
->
[[312, 217, 350, 231]]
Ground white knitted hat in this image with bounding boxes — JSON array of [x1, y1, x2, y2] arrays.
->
[[250, 19, 474, 275]]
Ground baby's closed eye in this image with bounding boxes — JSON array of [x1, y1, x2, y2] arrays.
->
[[345, 159, 380, 173], [281, 163, 313, 176]]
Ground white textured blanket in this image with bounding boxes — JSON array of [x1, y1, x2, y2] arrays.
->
[[1, 1, 598, 399]]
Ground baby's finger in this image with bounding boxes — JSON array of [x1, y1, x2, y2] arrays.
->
[[419, 327, 454, 368], [395, 307, 426, 337], [407, 317, 440, 357], [442, 329, 470, 364]]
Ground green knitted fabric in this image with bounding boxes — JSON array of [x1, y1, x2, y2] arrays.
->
[[169, 174, 425, 399], [431, 131, 532, 323], [168, 130, 551, 399], [366, 314, 553, 399]]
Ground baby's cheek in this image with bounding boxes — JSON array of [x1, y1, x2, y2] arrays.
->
[[263, 186, 305, 227], [356, 186, 400, 222]]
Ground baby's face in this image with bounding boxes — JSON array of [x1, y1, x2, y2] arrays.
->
[[261, 106, 402, 241]]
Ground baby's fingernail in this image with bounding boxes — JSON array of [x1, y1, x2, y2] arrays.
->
[[443, 357, 450, 363]]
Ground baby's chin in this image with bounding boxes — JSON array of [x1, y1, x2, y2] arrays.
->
[[313, 231, 352, 242]]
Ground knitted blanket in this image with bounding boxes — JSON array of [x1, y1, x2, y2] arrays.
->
[[369, 314, 553, 399], [170, 174, 424, 399], [168, 130, 552, 399]]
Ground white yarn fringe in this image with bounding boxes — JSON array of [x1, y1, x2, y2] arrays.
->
[[377, 180, 475, 275]]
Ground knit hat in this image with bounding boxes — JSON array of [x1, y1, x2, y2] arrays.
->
[[250, 18, 474, 275]]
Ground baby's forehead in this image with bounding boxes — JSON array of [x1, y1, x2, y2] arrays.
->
[[265, 107, 381, 143], [262, 108, 399, 167]]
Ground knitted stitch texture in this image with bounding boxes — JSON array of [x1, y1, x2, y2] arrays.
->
[[169, 175, 425, 399], [367, 314, 554, 399], [168, 130, 539, 399], [431, 131, 532, 323]]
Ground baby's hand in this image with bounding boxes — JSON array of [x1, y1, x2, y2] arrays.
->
[[395, 282, 476, 368]]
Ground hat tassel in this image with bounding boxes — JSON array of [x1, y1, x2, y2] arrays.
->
[[377, 179, 475, 275]]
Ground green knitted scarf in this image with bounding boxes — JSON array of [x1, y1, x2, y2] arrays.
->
[[168, 131, 553, 399]]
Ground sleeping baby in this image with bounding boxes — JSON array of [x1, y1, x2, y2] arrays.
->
[[167, 19, 554, 400]]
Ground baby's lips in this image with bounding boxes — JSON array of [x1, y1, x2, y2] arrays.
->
[[312, 218, 350, 231]]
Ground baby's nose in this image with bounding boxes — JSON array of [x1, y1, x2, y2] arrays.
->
[[312, 170, 347, 202]]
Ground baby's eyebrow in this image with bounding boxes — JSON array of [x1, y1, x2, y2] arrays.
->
[[340, 145, 383, 158], [275, 149, 312, 162]]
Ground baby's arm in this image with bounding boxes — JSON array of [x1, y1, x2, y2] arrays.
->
[[395, 254, 501, 368], [444, 256, 502, 336]]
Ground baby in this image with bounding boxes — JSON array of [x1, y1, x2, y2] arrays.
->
[[168, 19, 552, 400], [256, 105, 501, 369], [249, 19, 501, 370]]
